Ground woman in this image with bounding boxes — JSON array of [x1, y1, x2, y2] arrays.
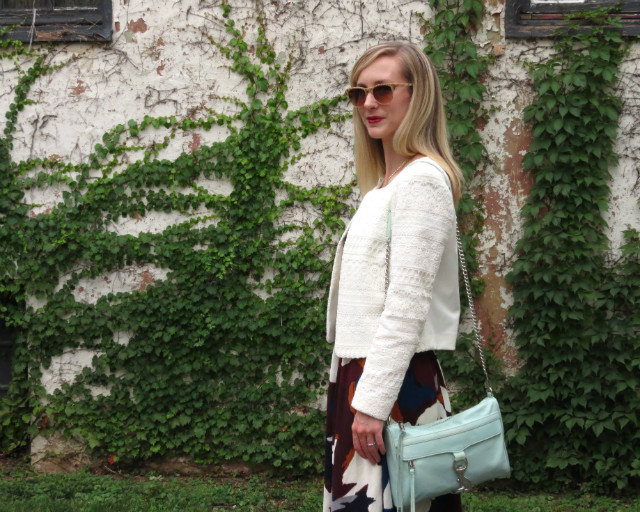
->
[[323, 42, 464, 512]]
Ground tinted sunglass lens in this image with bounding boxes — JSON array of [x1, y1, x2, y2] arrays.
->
[[373, 85, 393, 104], [347, 85, 397, 106], [348, 89, 365, 106]]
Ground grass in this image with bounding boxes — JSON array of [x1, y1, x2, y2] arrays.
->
[[0, 470, 322, 512], [462, 492, 640, 512], [0, 468, 639, 512]]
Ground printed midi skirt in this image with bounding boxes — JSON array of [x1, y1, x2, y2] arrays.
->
[[323, 350, 462, 512]]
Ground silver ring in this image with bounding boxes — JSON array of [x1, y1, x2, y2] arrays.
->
[[367, 442, 376, 447]]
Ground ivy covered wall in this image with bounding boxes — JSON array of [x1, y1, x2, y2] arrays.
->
[[0, 0, 638, 491]]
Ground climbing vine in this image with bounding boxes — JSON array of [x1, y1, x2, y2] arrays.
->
[[503, 10, 640, 493], [421, 0, 503, 409], [0, 4, 351, 473]]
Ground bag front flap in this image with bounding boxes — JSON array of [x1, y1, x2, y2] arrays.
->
[[399, 397, 505, 461], [400, 415, 503, 460]]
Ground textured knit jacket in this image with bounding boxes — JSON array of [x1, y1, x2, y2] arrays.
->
[[326, 157, 460, 420]]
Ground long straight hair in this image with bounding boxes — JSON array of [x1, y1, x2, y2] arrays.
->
[[350, 42, 463, 202]]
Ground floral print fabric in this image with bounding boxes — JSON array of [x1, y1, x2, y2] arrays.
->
[[323, 350, 462, 512]]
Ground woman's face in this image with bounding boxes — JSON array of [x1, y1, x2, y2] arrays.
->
[[355, 55, 412, 145]]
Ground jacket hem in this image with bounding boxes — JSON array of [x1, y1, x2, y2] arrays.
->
[[332, 342, 458, 359]]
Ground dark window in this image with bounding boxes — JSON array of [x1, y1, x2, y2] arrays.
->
[[0, 326, 15, 398], [0, 0, 112, 43], [506, 0, 640, 38]]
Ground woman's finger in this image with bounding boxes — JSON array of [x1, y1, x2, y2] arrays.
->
[[353, 435, 376, 464], [374, 430, 386, 455], [366, 439, 381, 464], [353, 433, 368, 462]]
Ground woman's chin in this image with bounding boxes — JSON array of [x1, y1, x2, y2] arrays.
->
[[365, 127, 386, 140]]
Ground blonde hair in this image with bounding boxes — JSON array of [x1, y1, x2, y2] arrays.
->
[[350, 42, 463, 202]]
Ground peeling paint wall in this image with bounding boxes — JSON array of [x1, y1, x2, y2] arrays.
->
[[476, 33, 640, 372], [2, 0, 639, 456]]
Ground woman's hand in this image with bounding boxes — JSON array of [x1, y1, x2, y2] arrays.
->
[[352, 410, 386, 465]]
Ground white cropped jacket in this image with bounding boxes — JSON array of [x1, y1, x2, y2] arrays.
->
[[326, 158, 460, 420]]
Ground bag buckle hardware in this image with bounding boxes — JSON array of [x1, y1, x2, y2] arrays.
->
[[454, 454, 474, 493]]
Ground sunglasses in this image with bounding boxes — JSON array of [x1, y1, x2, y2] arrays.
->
[[345, 83, 412, 107]]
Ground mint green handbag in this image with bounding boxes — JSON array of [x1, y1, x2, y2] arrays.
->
[[383, 225, 510, 512], [384, 393, 510, 511]]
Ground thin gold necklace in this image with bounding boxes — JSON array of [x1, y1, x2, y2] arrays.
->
[[383, 157, 410, 187]]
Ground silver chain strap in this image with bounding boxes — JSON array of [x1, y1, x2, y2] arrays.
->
[[455, 226, 493, 394], [384, 209, 493, 394]]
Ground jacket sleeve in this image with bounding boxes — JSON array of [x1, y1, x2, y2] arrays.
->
[[349, 169, 456, 420]]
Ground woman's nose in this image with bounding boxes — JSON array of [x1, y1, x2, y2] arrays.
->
[[362, 90, 378, 109]]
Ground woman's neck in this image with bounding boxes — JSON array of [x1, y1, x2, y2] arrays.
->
[[381, 145, 420, 187]]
